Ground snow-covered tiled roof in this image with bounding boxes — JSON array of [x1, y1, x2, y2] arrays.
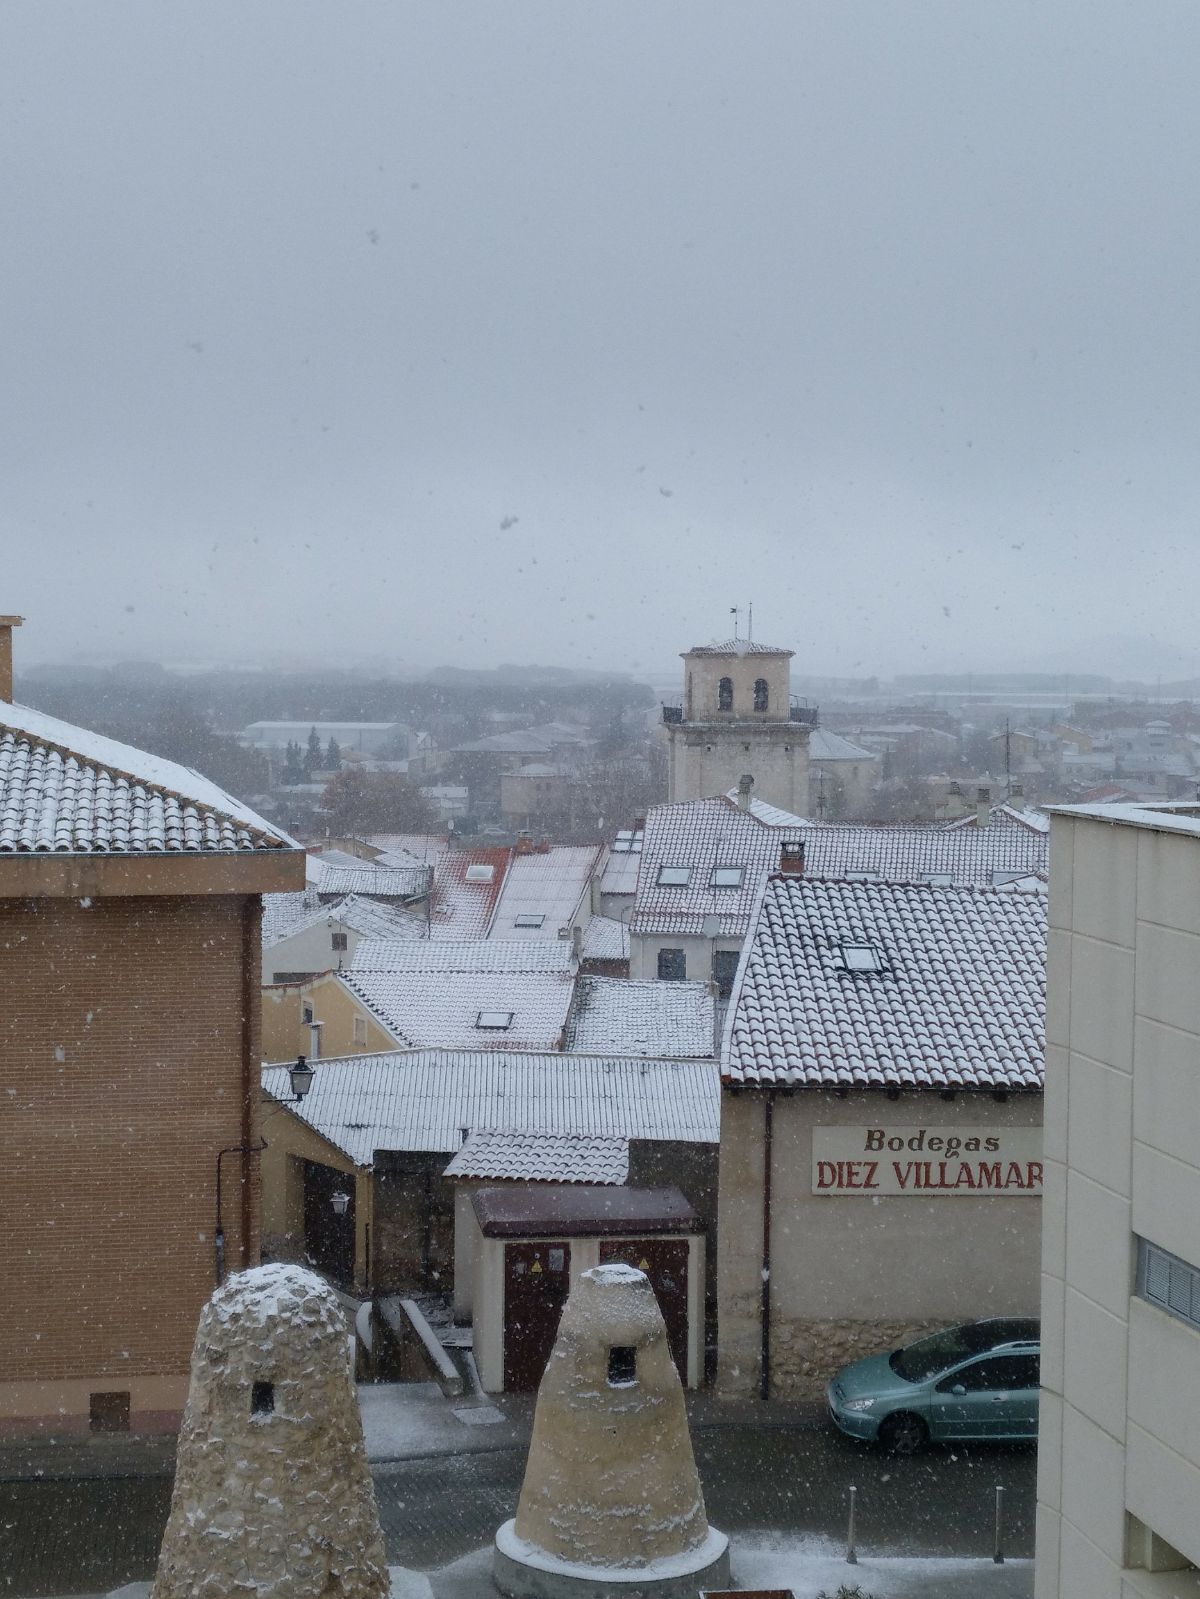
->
[[723, 877, 1045, 1092], [721, 790, 811, 828], [311, 861, 432, 899], [631, 795, 805, 938], [581, 914, 630, 961], [343, 966, 575, 1051], [262, 891, 427, 951], [944, 803, 1050, 836], [487, 844, 601, 939], [684, 640, 793, 657], [428, 847, 511, 938], [564, 976, 715, 1058], [444, 1130, 629, 1185], [0, 701, 292, 854], [261, 1049, 720, 1166], [800, 823, 1048, 886], [350, 938, 573, 973]]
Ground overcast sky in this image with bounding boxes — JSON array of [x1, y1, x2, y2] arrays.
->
[[3, 2, 1199, 680]]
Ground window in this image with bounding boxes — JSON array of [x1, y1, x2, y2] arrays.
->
[[991, 869, 1025, 886], [476, 1009, 514, 1029], [920, 873, 954, 887], [89, 1391, 130, 1434], [1138, 1238, 1200, 1329], [465, 863, 495, 882], [331, 931, 348, 951], [844, 870, 879, 882], [657, 948, 686, 981], [709, 865, 744, 888], [251, 1380, 275, 1415], [717, 675, 733, 712], [712, 947, 740, 999], [937, 1354, 1039, 1393], [353, 1015, 367, 1045], [840, 942, 884, 973], [657, 865, 691, 887], [514, 913, 545, 928], [302, 1003, 314, 1024], [607, 1345, 637, 1386], [754, 677, 769, 712]]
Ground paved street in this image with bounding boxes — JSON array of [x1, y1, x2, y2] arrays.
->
[[2, 1411, 1034, 1597]]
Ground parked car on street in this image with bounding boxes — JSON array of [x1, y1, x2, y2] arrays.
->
[[826, 1317, 1040, 1454]]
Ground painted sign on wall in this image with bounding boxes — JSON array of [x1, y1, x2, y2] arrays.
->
[[811, 1126, 1043, 1197]]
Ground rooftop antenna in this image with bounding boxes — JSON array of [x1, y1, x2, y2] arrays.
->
[[730, 605, 739, 642], [747, 601, 753, 642]]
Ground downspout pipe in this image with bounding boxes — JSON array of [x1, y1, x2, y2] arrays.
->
[[760, 1090, 774, 1401]]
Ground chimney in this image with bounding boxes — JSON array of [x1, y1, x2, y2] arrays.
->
[[736, 773, 754, 812], [515, 830, 535, 856], [571, 923, 583, 959], [1009, 783, 1025, 811], [976, 785, 991, 828], [0, 615, 23, 702], [779, 838, 805, 876], [943, 781, 966, 820]]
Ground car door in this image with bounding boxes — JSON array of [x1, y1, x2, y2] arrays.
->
[[991, 1352, 1040, 1438], [929, 1355, 1023, 1439]]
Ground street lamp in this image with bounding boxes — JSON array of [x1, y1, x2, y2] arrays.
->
[[286, 1055, 315, 1102], [331, 1190, 351, 1218]]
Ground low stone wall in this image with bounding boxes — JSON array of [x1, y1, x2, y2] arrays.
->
[[768, 1317, 943, 1400]]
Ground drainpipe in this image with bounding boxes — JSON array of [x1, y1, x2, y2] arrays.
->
[[760, 1090, 775, 1401], [239, 896, 260, 1268]]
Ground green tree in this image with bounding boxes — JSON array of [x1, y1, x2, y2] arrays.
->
[[283, 740, 306, 785], [305, 725, 322, 774], [325, 737, 342, 771]]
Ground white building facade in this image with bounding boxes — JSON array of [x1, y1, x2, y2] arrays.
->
[[1037, 802, 1200, 1598]]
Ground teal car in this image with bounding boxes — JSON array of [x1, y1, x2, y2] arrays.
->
[[826, 1318, 1040, 1454]]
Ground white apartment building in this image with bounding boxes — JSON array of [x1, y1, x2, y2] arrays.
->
[[1037, 801, 1200, 1598]]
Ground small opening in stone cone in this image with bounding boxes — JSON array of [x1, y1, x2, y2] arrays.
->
[[251, 1380, 275, 1415], [607, 1346, 637, 1386]]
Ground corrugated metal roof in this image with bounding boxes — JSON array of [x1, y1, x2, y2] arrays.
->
[[261, 1049, 721, 1166], [723, 877, 1045, 1092], [350, 938, 573, 972]]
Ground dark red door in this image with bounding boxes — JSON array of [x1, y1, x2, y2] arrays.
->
[[599, 1238, 690, 1382], [503, 1241, 571, 1390]]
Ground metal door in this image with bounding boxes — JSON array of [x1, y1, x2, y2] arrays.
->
[[503, 1241, 571, 1391], [599, 1237, 690, 1382]]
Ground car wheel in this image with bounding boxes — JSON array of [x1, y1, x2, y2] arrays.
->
[[879, 1412, 928, 1456]]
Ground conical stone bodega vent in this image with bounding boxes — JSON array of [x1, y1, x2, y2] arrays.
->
[[151, 1263, 389, 1599], [495, 1263, 729, 1599]]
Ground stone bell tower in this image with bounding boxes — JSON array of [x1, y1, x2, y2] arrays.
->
[[663, 636, 813, 817]]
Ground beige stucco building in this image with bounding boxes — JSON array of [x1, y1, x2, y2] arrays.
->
[[664, 639, 812, 818], [717, 873, 1046, 1400], [1036, 801, 1200, 1598]]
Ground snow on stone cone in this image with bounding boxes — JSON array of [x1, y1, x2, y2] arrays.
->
[[495, 1262, 729, 1599], [151, 1263, 388, 1599]]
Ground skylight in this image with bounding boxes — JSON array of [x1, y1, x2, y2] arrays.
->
[[465, 863, 496, 883], [514, 913, 545, 928], [844, 870, 880, 882], [611, 831, 643, 853], [840, 942, 884, 973], [921, 872, 954, 887], [476, 1009, 514, 1029], [991, 869, 1025, 886], [709, 866, 744, 889], [657, 865, 691, 887]]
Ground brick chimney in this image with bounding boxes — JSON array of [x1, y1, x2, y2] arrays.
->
[[736, 773, 754, 812], [0, 615, 23, 702], [779, 838, 805, 876], [976, 785, 991, 828]]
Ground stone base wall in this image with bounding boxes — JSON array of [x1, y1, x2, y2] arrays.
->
[[769, 1317, 943, 1400]]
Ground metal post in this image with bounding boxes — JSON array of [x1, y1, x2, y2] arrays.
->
[[993, 1484, 1005, 1564], [846, 1484, 858, 1564]]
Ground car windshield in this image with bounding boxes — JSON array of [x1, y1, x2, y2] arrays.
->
[[889, 1324, 1005, 1382]]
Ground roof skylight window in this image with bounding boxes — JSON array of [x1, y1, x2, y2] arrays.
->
[[612, 831, 643, 853], [709, 866, 745, 889], [514, 913, 545, 928], [921, 872, 954, 887], [465, 863, 496, 883], [991, 869, 1024, 886], [844, 870, 879, 882], [657, 865, 691, 887], [476, 1009, 514, 1029], [840, 942, 884, 973]]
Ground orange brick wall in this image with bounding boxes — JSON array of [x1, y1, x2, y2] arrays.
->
[[0, 894, 262, 1410]]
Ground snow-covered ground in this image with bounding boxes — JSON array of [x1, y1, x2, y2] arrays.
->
[[359, 1382, 513, 1461]]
